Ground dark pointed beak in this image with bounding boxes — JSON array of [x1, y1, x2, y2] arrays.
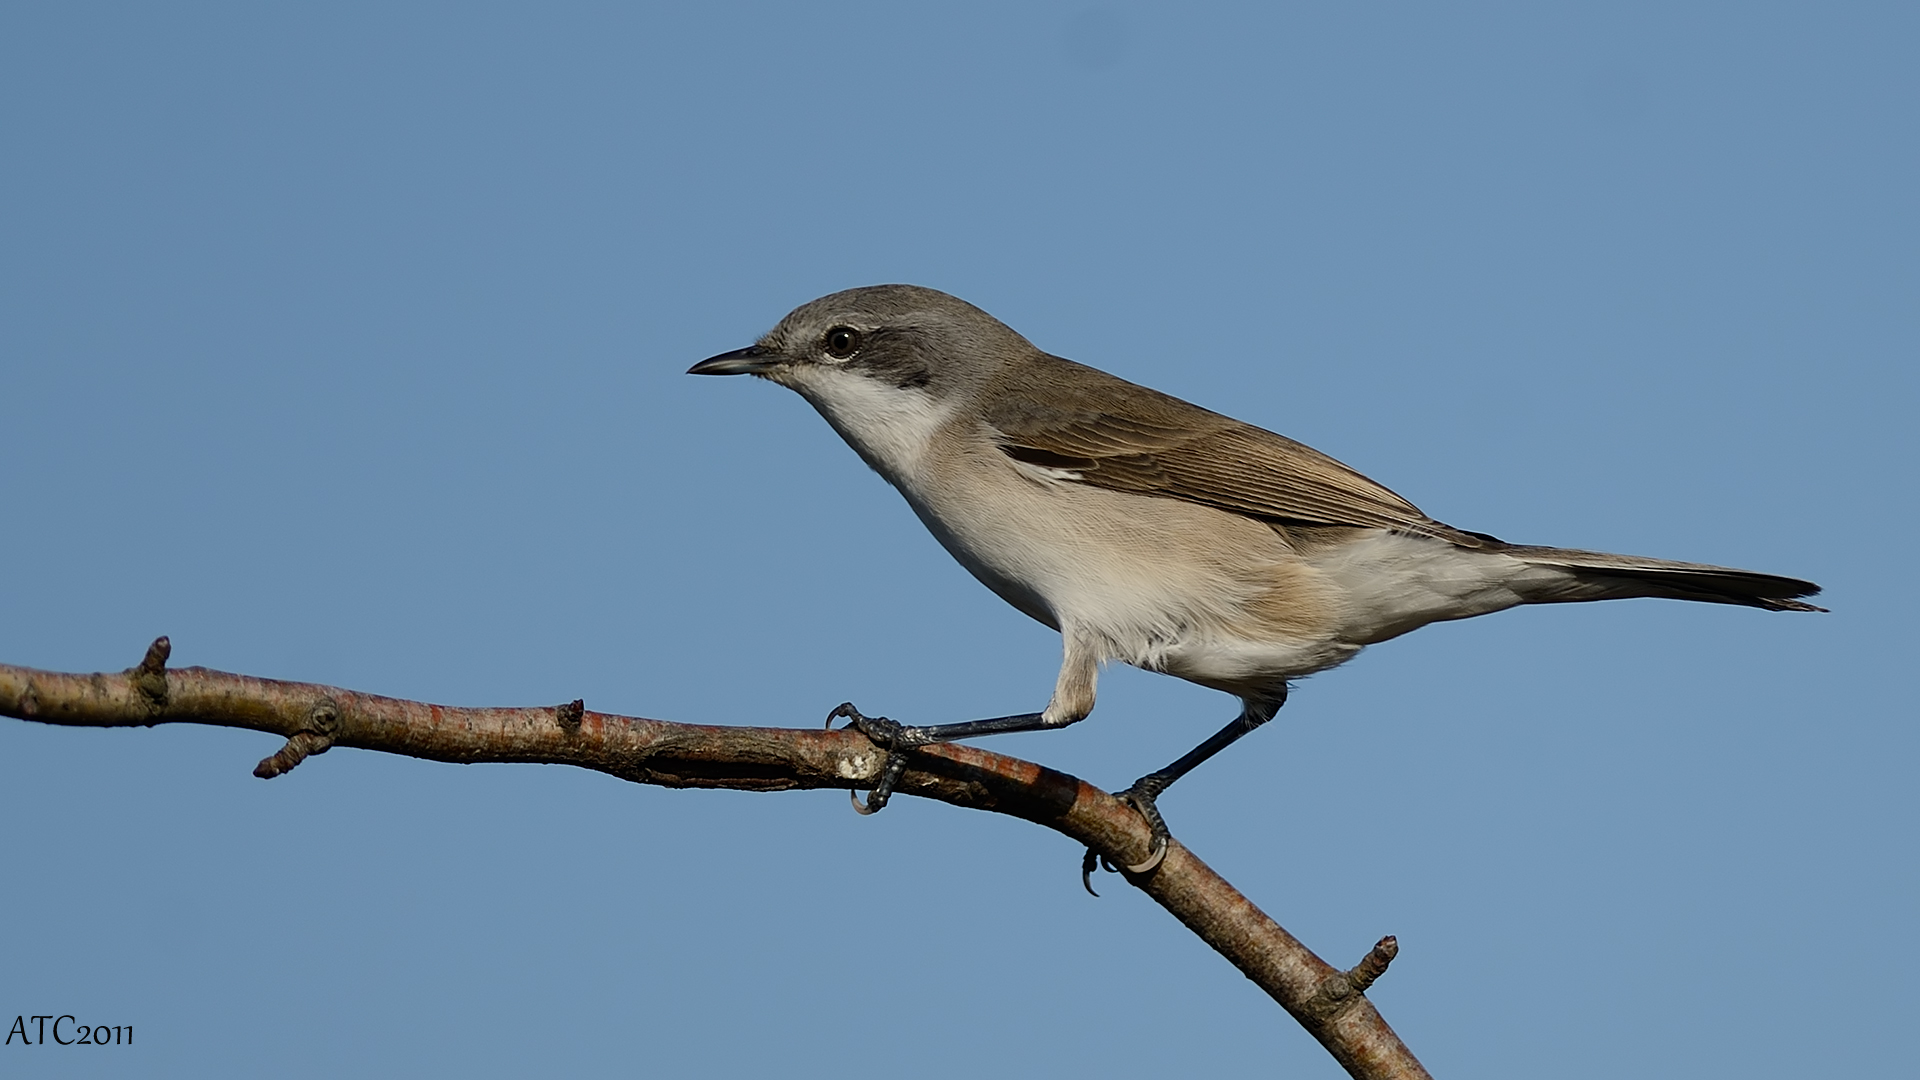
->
[[688, 345, 776, 376]]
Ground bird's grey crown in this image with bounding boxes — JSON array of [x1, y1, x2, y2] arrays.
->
[[755, 284, 1038, 395]]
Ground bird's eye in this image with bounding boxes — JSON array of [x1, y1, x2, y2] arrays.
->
[[823, 326, 863, 360]]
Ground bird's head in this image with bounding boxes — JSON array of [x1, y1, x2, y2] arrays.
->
[[689, 284, 1034, 402]]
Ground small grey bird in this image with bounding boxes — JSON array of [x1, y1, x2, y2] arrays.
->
[[690, 284, 1822, 878]]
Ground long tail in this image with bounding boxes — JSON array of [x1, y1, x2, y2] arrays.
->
[[1502, 545, 1826, 612]]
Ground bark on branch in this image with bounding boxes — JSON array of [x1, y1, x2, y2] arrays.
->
[[1, 639, 1430, 1080]]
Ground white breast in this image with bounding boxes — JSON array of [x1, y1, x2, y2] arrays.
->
[[905, 453, 1359, 686]]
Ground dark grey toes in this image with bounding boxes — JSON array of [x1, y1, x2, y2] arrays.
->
[[1081, 777, 1175, 894], [828, 702, 920, 815]]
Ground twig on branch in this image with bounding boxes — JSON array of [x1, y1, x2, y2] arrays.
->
[[1305, 937, 1401, 1021], [1, 639, 1431, 1080]]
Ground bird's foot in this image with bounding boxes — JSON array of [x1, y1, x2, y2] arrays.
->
[[826, 702, 933, 815], [1080, 775, 1173, 896]]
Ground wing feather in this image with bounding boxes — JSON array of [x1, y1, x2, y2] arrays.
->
[[987, 355, 1484, 545]]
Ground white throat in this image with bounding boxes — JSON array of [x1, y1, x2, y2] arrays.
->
[[784, 369, 954, 482]]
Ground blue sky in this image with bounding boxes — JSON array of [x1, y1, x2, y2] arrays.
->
[[2, 3, 1914, 1077]]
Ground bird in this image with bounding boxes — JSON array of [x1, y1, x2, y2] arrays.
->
[[689, 284, 1823, 879]]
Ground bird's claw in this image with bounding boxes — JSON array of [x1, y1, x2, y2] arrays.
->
[[1080, 778, 1173, 895], [827, 702, 923, 815], [850, 749, 909, 814], [1081, 848, 1104, 896], [825, 701, 872, 732], [826, 701, 929, 747]]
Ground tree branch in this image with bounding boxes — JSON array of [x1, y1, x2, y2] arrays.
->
[[1, 639, 1430, 1080]]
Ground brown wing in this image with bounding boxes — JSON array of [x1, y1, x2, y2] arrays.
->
[[986, 355, 1487, 545]]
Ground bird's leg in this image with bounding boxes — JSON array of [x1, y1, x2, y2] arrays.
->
[[829, 635, 1099, 815], [826, 703, 1050, 814], [1083, 687, 1288, 893]]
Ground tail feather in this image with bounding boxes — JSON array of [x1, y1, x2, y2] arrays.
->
[[1502, 545, 1826, 612]]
